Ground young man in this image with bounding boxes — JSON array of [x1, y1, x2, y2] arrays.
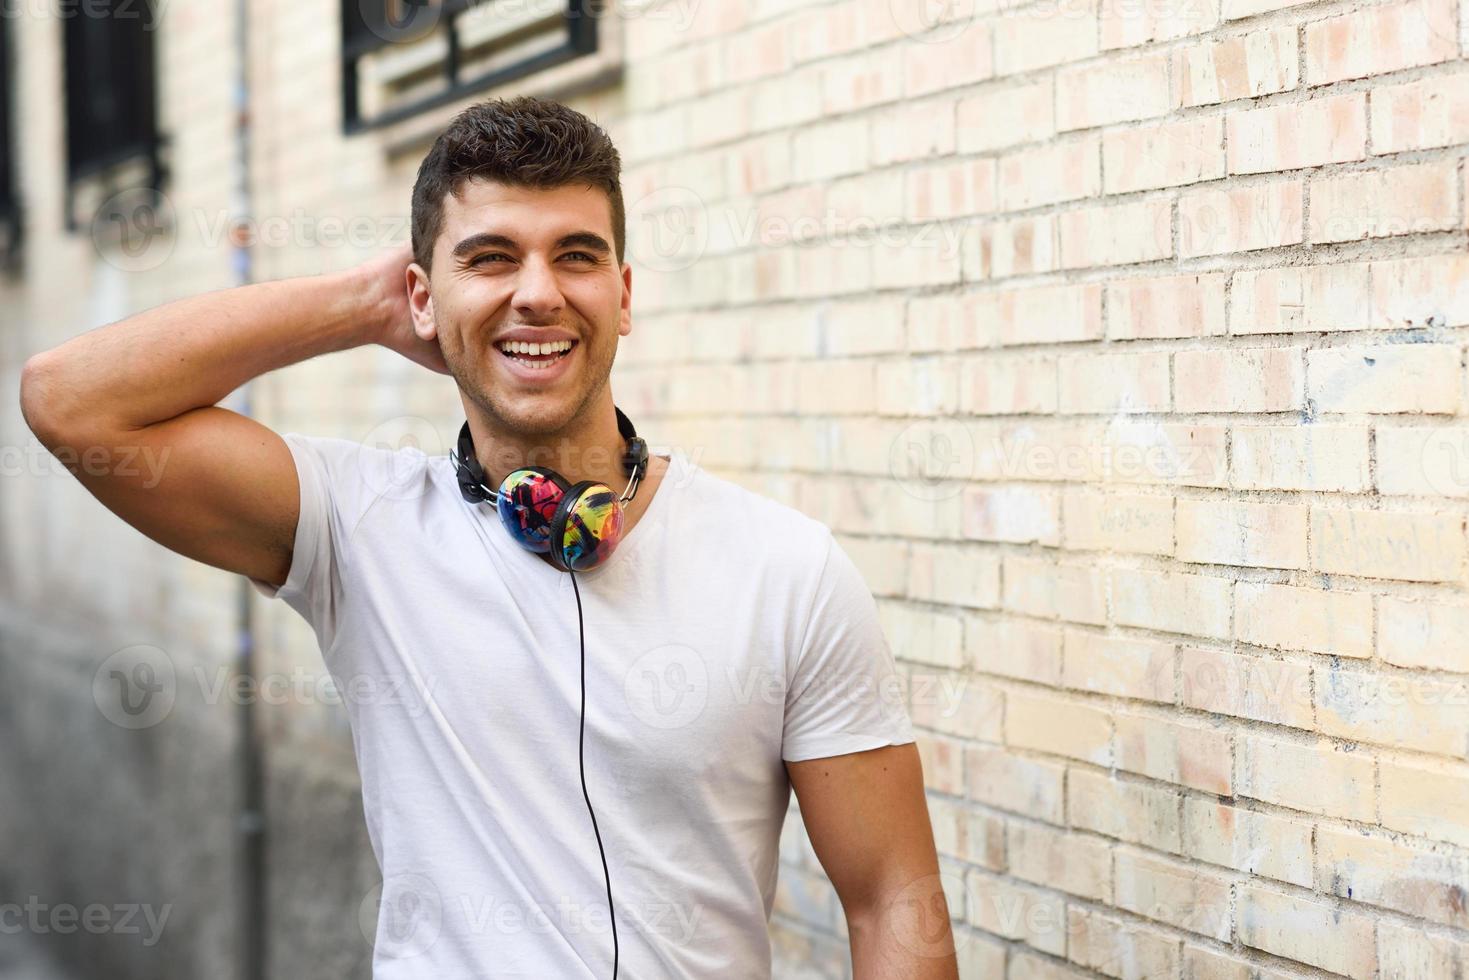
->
[[20, 96, 958, 978]]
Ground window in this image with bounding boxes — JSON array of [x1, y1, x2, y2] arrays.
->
[[63, 0, 166, 231], [342, 0, 616, 133]]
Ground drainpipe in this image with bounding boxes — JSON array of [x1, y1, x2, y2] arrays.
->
[[227, 0, 265, 976]]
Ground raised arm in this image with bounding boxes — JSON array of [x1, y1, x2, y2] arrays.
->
[[17, 243, 444, 590]]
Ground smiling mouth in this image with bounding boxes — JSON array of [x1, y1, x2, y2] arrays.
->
[[496, 339, 578, 370]]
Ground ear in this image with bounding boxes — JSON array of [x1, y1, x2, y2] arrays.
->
[[407, 261, 438, 342], [617, 262, 632, 339]]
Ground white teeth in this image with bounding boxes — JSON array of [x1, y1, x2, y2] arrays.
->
[[498, 339, 573, 355]]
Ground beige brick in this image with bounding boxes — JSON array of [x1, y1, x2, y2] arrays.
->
[[1379, 758, 1469, 847], [1179, 181, 1303, 257], [1372, 71, 1469, 153], [967, 808, 1011, 872], [1113, 849, 1231, 939], [1174, 26, 1298, 107], [964, 868, 1067, 955], [916, 733, 967, 796], [998, 137, 1101, 212], [1176, 498, 1309, 569], [960, 355, 1057, 415], [791, 116, 869, 182], [957, 79, 1055, 154], [1058, 199, 1173, 269], [993, 0, 1100, 77], [1062, 490, 1175, 555], [1008, 820, 1111, 901], [1372, 252, 1469, 329], [1179, 646, 1315, 727], [1238, 885, 1377, 979], [1093, 421, 1229, 488], [1108, 272, 1228, 340], [1223, 0, 1314, 18], [1182, 799, 1312, 886], [1068, 907, 1181, 978], [1115, 712, 1232, 794], [906, 290, 988, 351], [1315, 664, 1469, 756], [1057, 54, 1172, 131], [1177, 347, 1305, 414], [1070, 771, 1182, 852], [1227, 92, 1367, 174], [1311, 506, 1466, 582], [877, 358, 960, 415], [1100, 0, 1218, 48], [966, 617, 1063, 685], [1376, 426, 1469, 498], [907, 667, 1004, 742], [903, 157, 996, 223], [1236, 581, 1374, 657], [1057, 352, 1171, 414], [1111, 568, 1232, 638], [1379, 597, 1469, 671], [1181, 945, 1255, 980], [907, 541, 1001, 609], [869, 99, 955, 167], [972, 214, 1061, 279], [1102, 117, 1225, 194], [1006, 692, 1112, 765], [978, 281, 1104, 346], [1379, 921, 1469, 975], [1231, 424, 1371, 491], [1231, 262, 1373, 334], [880, 601, 965, 669], [961, 485, 1060, 545], [1310, 162, 1458, 243], [1305, 0, 1457, 86], [1308, 344, 1462, 414], [900, 22, 994, 97], [1063, 630, 1176, 701], [966, 745, 1066, 823], [1318, 825, 1469, 929], [1009, 949, 1091, 980], [1004, 556, 1109, 625], [1236, 734, 1375, 820]]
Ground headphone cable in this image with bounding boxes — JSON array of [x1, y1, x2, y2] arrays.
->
[[570, 569, 619, 978]]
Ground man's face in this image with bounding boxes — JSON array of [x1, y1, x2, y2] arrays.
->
[[410, 178, 631, 438]]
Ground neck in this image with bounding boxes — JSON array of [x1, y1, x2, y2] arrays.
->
[[463, 397, 634, 493]]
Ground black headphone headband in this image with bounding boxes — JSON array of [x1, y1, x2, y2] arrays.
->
[[454, 407, 649, 505]]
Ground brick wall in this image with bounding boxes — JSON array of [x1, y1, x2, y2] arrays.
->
[[6, 0, 1469, 976], [615, 0, 1469, 976]]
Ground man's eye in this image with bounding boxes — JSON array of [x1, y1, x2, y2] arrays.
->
[[470, 253, 508, 265], [563, 252, 598, 262]]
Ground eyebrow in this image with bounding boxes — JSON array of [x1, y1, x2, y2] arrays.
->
[[451, 231, 612, 259]]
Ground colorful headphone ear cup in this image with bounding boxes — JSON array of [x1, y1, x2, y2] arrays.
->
[[496, 467, 571, 554], [549, 481, 625, 572]]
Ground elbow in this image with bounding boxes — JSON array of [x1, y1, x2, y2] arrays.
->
[[20, 351, 70, 447]]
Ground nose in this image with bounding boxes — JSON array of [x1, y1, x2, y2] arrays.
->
[[511, 255, 564, 322]]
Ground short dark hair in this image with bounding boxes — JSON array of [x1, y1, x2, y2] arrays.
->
[[410, 95, 625, 274]]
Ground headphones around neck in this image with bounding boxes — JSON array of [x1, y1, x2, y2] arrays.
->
[[450, 406, 650, 573]]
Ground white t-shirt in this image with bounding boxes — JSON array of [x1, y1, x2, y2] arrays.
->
[[251, 431, 916, 979]]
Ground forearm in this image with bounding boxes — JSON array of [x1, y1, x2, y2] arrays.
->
[[845, 881, 961, 980], [21, 267, 387, 440]]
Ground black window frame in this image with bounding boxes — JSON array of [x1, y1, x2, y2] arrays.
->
[[341, 0, 599, 134], [0, 4, 21, 264], [62, 0, 166, 232]]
